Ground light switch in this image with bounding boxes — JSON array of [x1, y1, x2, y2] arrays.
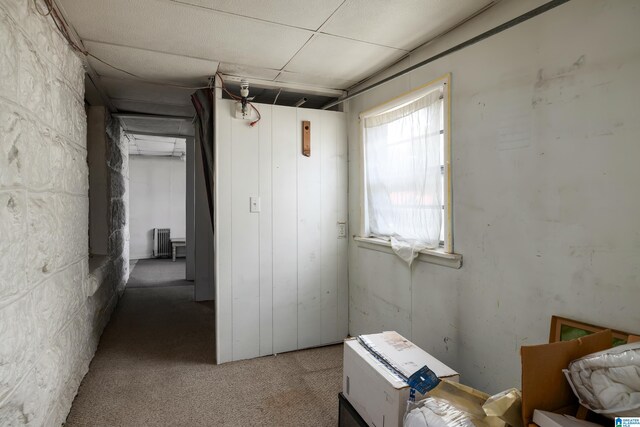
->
[[337, 222, 347, 238], [250, 197, 261, 213]]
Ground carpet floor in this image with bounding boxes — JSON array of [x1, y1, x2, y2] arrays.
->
[[127, 258, 191, 288], [65, 260, 343, 426]]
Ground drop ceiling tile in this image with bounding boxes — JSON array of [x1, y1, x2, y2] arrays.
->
[[85, 41, 218, 85], [276, 71, 357, 90], [170, 0, 344, 30], [321, 0, 494, 50], [217, 63, 280, 80], [59, 0, 312, 69], [283, 34, 406, 82]]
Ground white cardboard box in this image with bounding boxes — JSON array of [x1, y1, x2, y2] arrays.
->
[[533, 410, 603, 427], [343, 331, 459, 427]]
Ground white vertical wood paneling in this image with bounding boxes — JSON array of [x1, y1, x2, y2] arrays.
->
[[320, 113, 339, 344], [230, 114, 261, 360], [215, 99, 348, 362], [296, 109, 323, 349], [258, 107, 273, 357], [336, 114, 349, 339], [271, 105, 299, 354], [216, 101, 233, 363]]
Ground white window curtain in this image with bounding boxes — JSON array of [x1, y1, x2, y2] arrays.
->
[[363, 88, 443, 265]]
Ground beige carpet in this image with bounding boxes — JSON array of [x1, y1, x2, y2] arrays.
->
[[127, 258, 191, 288], [65, 262, 343, 426]]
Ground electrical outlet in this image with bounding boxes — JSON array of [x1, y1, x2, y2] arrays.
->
[[337, 222, 347, 238], [250, 197, 261, 213]]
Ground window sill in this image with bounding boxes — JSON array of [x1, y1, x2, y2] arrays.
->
[[89, 254, 110, 275], [353, 236, 462, 269]]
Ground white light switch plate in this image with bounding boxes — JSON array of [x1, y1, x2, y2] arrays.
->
[[250, 197, 261, 213]]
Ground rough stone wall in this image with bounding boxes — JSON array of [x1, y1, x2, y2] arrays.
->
[[106, 115, 129, 295], [0, 1, 128, 425]]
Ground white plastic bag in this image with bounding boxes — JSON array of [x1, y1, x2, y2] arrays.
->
[[404, 380, 506, 427], [405, 397, 477, 427], [564, 341, 640, 417]]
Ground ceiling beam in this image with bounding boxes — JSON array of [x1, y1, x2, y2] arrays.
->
[[130, 152, 184, 157], [113, 113, 193, 121], [127, 130, 192, 139], [220, 74, 345, 98]]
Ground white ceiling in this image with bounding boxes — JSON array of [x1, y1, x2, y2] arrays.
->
[[129, 134, 187, 157], [59, 0, 495, 135]]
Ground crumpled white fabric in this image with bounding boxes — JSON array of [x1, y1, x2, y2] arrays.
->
[[390, 236, 429, 266], [405, 397, 476, 427], [564, 342, 640, 417]]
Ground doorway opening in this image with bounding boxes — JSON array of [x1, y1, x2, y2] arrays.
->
[[128, 134, 188, 290]]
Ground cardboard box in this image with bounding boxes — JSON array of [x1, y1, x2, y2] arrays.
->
[[343, 331, 459, 427], [520, 329, 613, 427]]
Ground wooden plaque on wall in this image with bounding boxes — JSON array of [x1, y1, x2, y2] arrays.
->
[[302, 120, 311, 157]]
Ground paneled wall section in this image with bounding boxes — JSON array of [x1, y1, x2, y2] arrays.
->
[[216, 100, 348, 363]]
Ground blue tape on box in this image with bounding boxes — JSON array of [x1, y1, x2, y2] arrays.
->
[[407, 365, 441, 394]]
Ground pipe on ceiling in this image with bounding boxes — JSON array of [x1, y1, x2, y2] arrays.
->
[[294, 97, 308, 108], [321, 0, 572, 110]]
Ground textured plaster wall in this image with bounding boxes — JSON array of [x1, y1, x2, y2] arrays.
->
[[0, 2, 128, 425], [87, 107, 109, 256], [104, 114, 130, 292]]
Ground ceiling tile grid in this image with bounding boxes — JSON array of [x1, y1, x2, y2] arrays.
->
[[320, 0, 494, 50], [85, 40, 219, 85], [281, 33, 406, 83], [59, 0, 313, 69], [169, 0, 346, 30], [57, 0, 496, 119]]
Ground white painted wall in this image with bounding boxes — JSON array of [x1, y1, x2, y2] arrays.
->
[[0, 2, 128, 424], [347, 0, 640, 393], [129, 156, 186, 259], [215, 99, 348, 363]]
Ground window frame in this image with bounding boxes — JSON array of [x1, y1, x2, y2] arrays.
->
[[358, 73, 454, 254]]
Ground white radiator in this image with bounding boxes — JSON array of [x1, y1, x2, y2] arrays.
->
[[153, 228, 171, 258]]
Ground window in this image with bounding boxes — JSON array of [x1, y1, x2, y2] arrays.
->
[[360, 75, 452, 264]]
